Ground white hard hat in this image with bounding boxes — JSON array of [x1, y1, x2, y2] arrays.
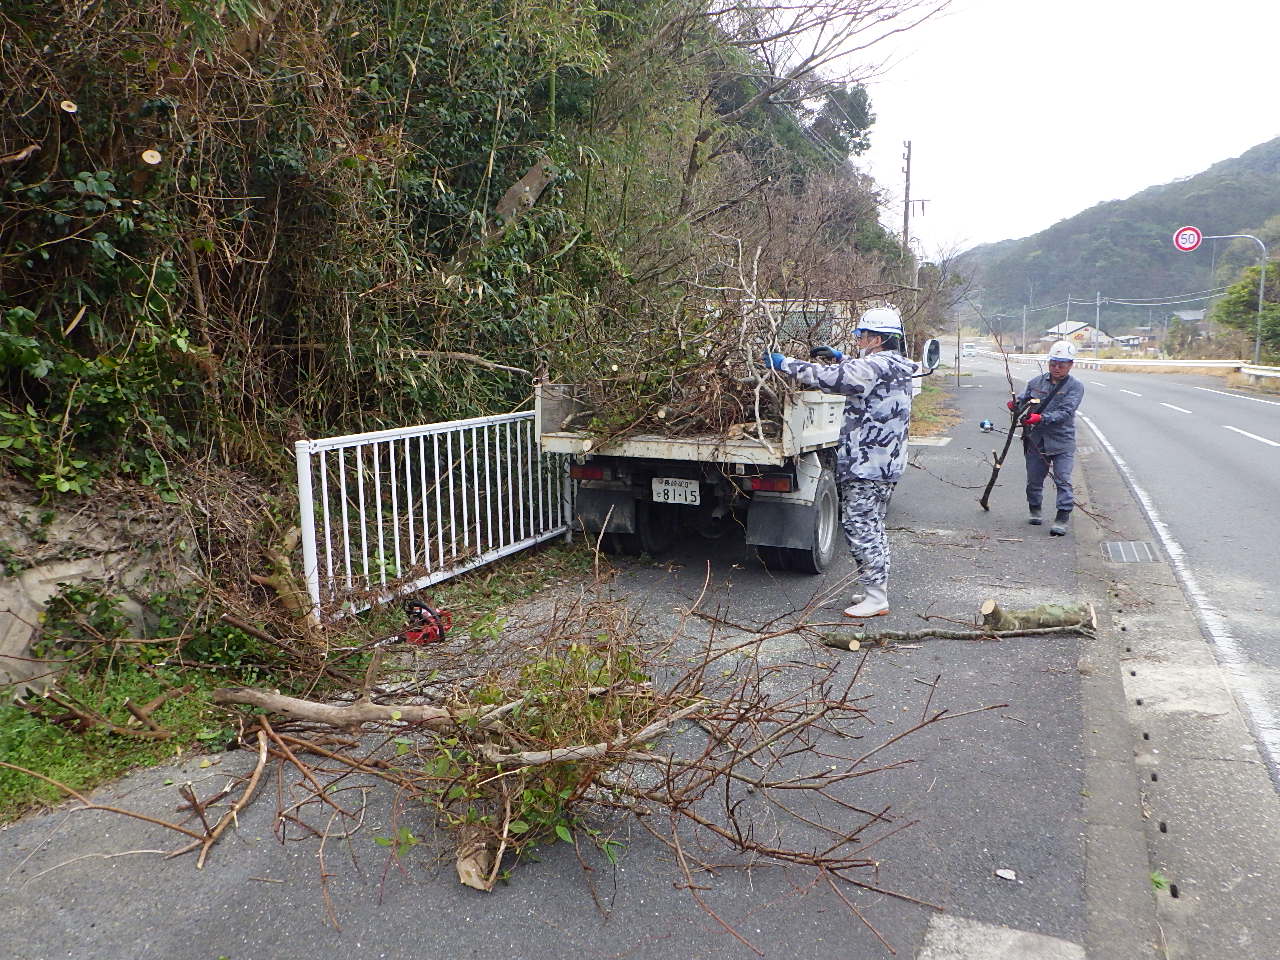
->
[[857, 306, 904, 336], [1048, 340, 1077, 361]]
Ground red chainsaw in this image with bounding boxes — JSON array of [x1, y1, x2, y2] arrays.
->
[[380, 598, 451, 646]]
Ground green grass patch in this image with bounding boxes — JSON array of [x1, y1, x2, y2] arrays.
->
[[0, 539, 595, 824], [911, 374, 962, 437], [0, 667, 230, 815]]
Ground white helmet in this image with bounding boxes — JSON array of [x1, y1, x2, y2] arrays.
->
[[1048, 340, 1077, 361], [856, 306, 904, 337]]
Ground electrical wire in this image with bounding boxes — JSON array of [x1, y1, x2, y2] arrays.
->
[[1024, 285, 1230, 314]]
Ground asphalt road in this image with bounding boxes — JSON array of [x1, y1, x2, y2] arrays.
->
[[0, 377, 1110, 960], [968, 355, 1280, 781], [21, 355, 1280, 958]]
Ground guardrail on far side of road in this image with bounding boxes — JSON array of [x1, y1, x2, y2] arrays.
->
[[975, 352, 1280, 384]]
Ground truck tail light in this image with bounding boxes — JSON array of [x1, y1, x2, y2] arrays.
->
[[570, 464, 611, 481], [750, 475, 793, 492]]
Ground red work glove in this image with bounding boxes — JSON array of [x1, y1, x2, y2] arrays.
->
[[1022, 413, 1042, 425], [1006, 400, 1016, 411]]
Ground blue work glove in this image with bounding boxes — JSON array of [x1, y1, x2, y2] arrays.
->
[[763, 352, 787, 371], [809, 345, 843, 362]]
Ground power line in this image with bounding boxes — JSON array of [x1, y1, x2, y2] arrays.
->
[[1025, 285, 1229, 314], [1107, 294, 1226, 307]]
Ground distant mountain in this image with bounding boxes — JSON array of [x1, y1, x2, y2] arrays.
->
[[958, 137, 1280, 335]]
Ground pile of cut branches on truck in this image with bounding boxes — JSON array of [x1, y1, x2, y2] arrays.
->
[[545, 292, 882, 444]]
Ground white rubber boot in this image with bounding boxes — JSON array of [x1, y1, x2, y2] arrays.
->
[[843, 583, 889, 619]]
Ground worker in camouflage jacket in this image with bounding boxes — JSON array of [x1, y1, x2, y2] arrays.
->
[[764, 306, 918, 620], [1010, 339, 1085, 536]]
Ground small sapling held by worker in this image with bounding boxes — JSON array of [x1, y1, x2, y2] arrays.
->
[[763, 306, 917, 619]]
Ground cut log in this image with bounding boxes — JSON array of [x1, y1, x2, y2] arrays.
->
[[979, 599, 1095, 631]]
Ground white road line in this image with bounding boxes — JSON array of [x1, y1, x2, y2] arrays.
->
[[1083, 414, 1280, 777], [1159, 403, 1192, 414], [1224, 425, 1280, 447], [1088, 380, 1107, 386], [1120, 389, 1142, 397], [1194, 385, 1280, 408]]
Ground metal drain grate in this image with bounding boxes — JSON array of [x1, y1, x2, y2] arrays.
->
[[1103, 541, 1159, 563]]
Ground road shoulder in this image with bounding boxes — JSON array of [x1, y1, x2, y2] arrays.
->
[[1076, 412, 1280, 959]]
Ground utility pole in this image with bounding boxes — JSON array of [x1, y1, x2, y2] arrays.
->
[[1022, 304, 1027, 353], [955, 310, 961, 387], [901, 140, 912, 254], [1095, 291, 1101, 354]]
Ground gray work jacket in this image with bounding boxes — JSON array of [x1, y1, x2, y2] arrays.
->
[[1018, 372, 1085, 456]]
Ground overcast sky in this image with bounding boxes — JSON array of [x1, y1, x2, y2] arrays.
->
[[855, 0, 1280, 259]]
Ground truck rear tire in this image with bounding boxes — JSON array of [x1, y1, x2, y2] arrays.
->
[[758, 546, 791, 571], [638, 500, 682, 555], [782, 468, 839, 574], [599, 500, 679, 557], [601, 531, 643, 556]]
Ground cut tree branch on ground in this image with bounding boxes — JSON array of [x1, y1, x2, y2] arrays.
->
[[822, 599, 1096, 650], [9, 585, 1004, 954]]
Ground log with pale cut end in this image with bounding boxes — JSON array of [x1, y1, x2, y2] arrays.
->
[[980, 599, 1094, 631], [821, 618, 1096, 650], [820, 634, 861, 651]]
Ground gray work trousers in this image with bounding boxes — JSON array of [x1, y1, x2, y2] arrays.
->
[[1024, 441, 1075, 513]]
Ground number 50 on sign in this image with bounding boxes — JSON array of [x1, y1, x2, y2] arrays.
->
[[1173, 226, 1202, 252]]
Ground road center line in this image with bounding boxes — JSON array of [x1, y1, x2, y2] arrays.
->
[[1082, 414, 1280, 784], [1160, 403, 1192, 414], [1088, 380, 1107, 387], [1194, 385, 1280, 408], [1120, 389, 1142, 397], [1223, 425, 1280, 447]]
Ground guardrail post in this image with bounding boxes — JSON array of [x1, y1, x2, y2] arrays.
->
[[294, 439, 322, 623]]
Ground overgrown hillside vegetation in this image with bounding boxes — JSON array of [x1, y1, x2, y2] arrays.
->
[[959, 137, 1280, 347], [0, 0, 956, 817], [1, 0, 948, 501]]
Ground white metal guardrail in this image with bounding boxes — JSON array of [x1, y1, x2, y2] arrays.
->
[[977, 351, 1248, 369], [977, 351, 1280, 377], [295, 411, 571, 618], [1240, 364, 1280, 380]]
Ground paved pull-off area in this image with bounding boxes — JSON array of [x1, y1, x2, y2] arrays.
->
[[2, 361, 1278, 959]]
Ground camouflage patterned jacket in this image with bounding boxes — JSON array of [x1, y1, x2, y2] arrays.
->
[[777, 351, 918, 482]]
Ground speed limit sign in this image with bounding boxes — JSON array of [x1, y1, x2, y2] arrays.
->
[[1173, 225, 1203, 252]]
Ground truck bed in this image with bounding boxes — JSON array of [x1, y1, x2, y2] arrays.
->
[[536, 384, 844, 465]]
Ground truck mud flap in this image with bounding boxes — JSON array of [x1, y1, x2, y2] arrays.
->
[[745, 500, 817, 550], [575, 488, 637, 534]]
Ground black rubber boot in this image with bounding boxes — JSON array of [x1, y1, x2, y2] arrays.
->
[[1050, 510, 1071, 536], [1028, 506, 1043, 526]]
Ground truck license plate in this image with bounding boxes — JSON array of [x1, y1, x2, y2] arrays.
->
[[652, 478, 700, 505]]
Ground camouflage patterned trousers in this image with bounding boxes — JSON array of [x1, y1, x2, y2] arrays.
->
[[838, 477, 895, 586]]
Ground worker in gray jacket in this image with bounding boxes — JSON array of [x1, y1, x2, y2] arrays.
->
[[1011, 339, 1085, 535], [764, 306, 917, 619]]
